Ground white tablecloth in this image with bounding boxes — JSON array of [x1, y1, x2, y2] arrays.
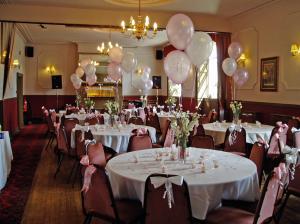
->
[[0, 131, 13, 190], [203, 122, 273, 145], [106, 148, 260, 219], [71, 124, 156, 153]]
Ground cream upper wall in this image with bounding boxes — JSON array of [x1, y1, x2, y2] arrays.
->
[[0, 4, 231, 32], [24, 43, 78, 95], [4, 28, 26, 99], [230, 0, 300, 105]]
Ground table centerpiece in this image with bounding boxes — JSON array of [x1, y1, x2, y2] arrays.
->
[[230, 101, 242, 124], [105, 100, 119, 127]]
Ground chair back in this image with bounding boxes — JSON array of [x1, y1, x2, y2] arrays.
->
[[84, 116, 99, 125], [75, 130, 94, 159], [46, 113, 55, 132], [163, 128, 175, 147], [87, 142, 107, 167], [287, 118, 300, 146], [82, 167, 117, 222], [138, 108, 146, 122], [63, 118, 79, 150], [194, 124, 205, 136], [97, 115, 105, 124], [128, 116, 144, 125], [253, 169, 282, 224], [143, 174, 193, 224], [127, 134, 153, 152], [294, 130, 300, 148], [249, 142, 266, 185], [267, 130, 281, 156], [190, 135, 215, 149], [56, 126, 69, 154], [50, 110, 57, 123], [224, 127, 247, 155], [159, 119, 171, 145], [241, 113, 256, 123], [146, 113, 161, 134]]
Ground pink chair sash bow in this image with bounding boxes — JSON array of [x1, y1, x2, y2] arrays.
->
[[257, 136, 269, 149], [228, 124, 242, 146], [136, 128, 148, 136], [81, 165, 96, 193]]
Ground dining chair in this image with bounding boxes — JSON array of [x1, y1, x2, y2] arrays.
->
[[205, 168, 281, 224], [223, 127, 247, 157], [279, 164, 300, 222], [143, 174, 193, 224], [97, 114, 105, 124], [127, 134, 153, 152], [84, 116, 99, 125], [82, 167, 143, 224], [194, 123, 205, 136], [152, 119, 171, 148], [249, 142, 266, 185], [146, 113, 162, 135], [45, 111, 56, 151], [240, 113, 256, 123], [63, 118, 79, 152], [190, 135, 215, 149], [287, 118, 300, 147], [128, 116, 144, 125]]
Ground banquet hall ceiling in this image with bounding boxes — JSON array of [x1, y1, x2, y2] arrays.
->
[[5, 0, 276, 17]]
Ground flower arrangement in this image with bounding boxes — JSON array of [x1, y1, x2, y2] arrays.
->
[[165, 96, 177, 106], [171, 111, 199, 148], [230, 101, 242, 123], [84, 97, 95, 110], [105, 100, 119, 115]]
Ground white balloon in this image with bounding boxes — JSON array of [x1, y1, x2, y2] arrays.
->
[[121, 52, 137, 72], [84, 64, 96, 77], [109, 47, 124, 63], [80, 58, 92, 68], [75, 66, 85, 78], [86, 74, 97, 86], [141, 72, 150, 82], [222, 58, 237, 76], [70, 73, 79, 83], [186, 32, 213, 68], [144, 79, 153, 90]]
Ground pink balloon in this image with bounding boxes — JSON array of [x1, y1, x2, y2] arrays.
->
[[233, 68, 249, 87], [107, 62, 122, 81], [228, 42, 243, 60], [166, 14, 194, 50], [164, 50, 191, 84], [86, 74, 97, 86]]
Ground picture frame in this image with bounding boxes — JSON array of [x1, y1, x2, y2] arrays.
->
[[152, 76, 161, 89], [260, 57, 279, 91]]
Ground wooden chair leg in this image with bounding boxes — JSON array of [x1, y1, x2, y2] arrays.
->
[[83, 214, 92, 224], [67, 160, 78, 184], [54, 153, 64, 178]]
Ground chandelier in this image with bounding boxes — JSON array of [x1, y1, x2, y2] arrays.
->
[[97, 29, 122, 55], [120, 0, 158, 40]]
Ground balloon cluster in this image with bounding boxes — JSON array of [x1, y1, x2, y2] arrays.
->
[[222, 42, 249, 87], [108, 46, 153, 93], [164, 14, 213, 84], [70, 58, 97, 89]]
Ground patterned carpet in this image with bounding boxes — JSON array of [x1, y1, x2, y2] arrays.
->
[[0, 124, 47, 224]]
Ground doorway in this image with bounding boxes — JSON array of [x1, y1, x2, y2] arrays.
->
[[16, 72, 24, 128]]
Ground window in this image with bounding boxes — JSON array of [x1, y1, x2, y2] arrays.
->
[[197, 41, 218, 101], [168, 80, 181, 97]]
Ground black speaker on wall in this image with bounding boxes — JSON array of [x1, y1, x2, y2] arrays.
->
[[51, 75, 62, 89], [25, 46, 34, 57], [156, 50, 163, 60]]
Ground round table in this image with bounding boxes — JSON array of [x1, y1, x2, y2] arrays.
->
[[71, 124, 156, 153], [106, 148, 260, 219], [203, 122, 274, 145]]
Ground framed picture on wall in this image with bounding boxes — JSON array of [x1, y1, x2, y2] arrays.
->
[[260, 57, 279, 91], [152, 76, 161, 89]]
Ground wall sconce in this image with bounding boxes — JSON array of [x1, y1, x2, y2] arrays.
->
[[290, 44, 300, 56], [1, 50, 7, 64], [12, 59, 20, 69], [46, 65, 56, 74], [237, 53, 247, 67]]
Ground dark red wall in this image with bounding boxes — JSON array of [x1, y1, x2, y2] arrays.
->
[[25, 95, 76, 119], [3, 97, 18, 134]]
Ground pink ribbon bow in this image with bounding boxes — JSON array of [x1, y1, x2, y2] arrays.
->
[[80, 155, 90, 166], [137, 128, 148, 136], [257, 137, 269, 149], [81, 165, 96, 193], [274, 167, 282, 180]]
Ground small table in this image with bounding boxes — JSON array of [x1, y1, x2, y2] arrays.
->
[[106, 148, 260, 219], [203, 122, 274, 145], [0, 131, 13, 190], [71, 124, 156, 153]]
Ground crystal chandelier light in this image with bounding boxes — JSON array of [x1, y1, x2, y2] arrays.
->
[[120, 0, 158, 40], [97, 30, 122, 55]]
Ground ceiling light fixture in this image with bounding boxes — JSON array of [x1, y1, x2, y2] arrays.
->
[[120, 0, 158, 40], [97, 29, 122, 55]]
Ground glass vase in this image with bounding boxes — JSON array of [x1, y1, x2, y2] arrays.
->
[[110, 115, 115, 127], [233, 113, 240, 124], [178, 138, 187, 164]]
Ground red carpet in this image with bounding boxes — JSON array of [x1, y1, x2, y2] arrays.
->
[[0, 124, 47, 224]]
